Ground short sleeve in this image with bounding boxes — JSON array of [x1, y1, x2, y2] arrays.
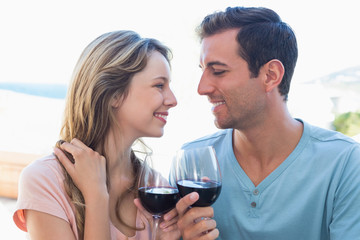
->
[[330, 145, 360, 239], [13, 155, 76, 233]]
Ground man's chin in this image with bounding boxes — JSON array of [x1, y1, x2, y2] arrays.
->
[[214, 119, 229, 129]]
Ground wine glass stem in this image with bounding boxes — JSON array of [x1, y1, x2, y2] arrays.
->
[[152, 215, 161, 240]]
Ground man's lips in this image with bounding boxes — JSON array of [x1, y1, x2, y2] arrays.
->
[[154, 112, 168, 123], [211, 101, 225, 111]]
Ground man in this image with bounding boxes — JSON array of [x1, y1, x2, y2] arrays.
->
[[166, 6, 360, 240]]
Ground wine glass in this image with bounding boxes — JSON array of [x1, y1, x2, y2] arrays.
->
[[173, 146, 222, 208], [138, 154, 179, 240]]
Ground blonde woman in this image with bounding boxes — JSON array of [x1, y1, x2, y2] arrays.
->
[[13, 30, 179, 240]]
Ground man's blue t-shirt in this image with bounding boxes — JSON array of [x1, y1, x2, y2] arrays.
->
[[175, 120, 360, 240]]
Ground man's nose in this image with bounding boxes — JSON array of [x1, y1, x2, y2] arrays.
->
[[197, 72, 213, 96]]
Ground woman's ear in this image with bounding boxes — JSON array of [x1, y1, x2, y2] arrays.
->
[[111, 94, 122, 108], [264, 59, 285, 93]]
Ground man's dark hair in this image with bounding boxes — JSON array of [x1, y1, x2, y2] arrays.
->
[[197, 7, 298, 101]]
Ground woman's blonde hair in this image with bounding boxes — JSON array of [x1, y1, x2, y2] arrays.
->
[[56, 30, 172, 239]]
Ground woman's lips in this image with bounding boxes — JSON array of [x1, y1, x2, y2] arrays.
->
[[154, 112, 168, 123]]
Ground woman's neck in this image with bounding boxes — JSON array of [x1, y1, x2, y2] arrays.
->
[[101, 129, 135, 177]]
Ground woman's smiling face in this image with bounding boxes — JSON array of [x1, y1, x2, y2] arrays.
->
[[114, 50, 177, 139]]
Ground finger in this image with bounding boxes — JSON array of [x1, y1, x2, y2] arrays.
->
[[207, 228, 220, 239], [70, 138, 89, 149], [193, 206, 215, 222], [201, 176, 211, 181], [163, 207, 178, 221], [60, 141, 83, 158], [160, 214, 178, 229], [182, 219, 217, 240], [56, 139, 66, 148], [55, 140, 74, 163], [66, 138, 104, 163], [133, 198, 146, 211], [53, 147, 74, 176], [160, 218, 178, 232], [181, 220, 201, 240], [177, 206, 215, 239], [198, 218, 217, 232], [176, 192, 199, 217], [198, 227, 219, 240]]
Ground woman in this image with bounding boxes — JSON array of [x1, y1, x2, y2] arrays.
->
[[13, 30, 179, 239]]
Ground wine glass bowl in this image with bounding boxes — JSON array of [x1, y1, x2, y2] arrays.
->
[[138, 155, 179, 240], [138, 186, 179, 216], [174, 146, 222, 207]]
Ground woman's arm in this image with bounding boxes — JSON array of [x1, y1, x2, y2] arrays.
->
[[25, 188, 110, 240], [25, 210, 77, 240], [82, 190, 110, 240], [53, 138, 111, 240]]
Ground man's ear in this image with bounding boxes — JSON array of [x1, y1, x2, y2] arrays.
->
[[263, 59, 285, 93]]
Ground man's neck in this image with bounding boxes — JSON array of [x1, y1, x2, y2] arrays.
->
[[232, 117, 303, 186]]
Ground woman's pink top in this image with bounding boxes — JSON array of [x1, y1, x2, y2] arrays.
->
[[13, 154, 150, 239]]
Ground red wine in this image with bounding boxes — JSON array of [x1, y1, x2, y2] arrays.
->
[[177, 180, 221, 207], [138, 187, 179, 215]]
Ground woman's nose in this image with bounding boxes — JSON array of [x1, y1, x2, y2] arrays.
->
[[165, 88, 177, 108]]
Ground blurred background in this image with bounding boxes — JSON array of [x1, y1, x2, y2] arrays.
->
[[1, 0, 359, 238]]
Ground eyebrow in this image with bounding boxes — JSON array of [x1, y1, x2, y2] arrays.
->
[[199, 61, 228, 68], [153, 76, 170, 82]]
